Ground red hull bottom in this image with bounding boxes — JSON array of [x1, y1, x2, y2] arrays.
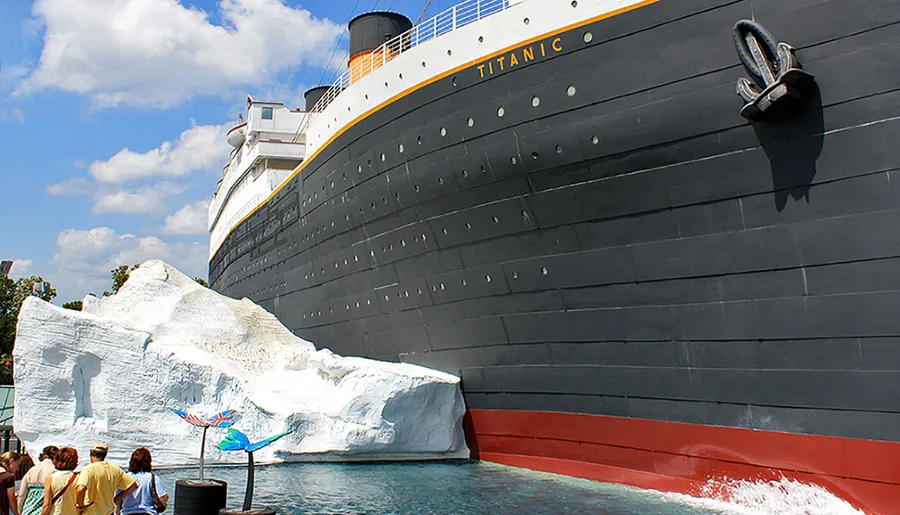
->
[[464, 410, 900, 515]]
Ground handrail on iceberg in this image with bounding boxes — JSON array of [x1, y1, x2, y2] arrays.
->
[[310, 0, 513, 116]]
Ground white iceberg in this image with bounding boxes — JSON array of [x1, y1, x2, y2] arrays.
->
[[13, 260, 468, 466]]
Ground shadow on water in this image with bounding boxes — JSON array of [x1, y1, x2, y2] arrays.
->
[[752, 83, 825, 211]]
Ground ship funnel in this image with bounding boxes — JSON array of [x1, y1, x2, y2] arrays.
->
[[304, 86, 330, 111], [348, 12, 412, 84]]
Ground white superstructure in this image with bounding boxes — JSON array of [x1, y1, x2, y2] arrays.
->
[[208, 100, 310, 256]]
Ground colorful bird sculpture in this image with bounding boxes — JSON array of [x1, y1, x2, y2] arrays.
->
[[218, 428, 293, 511], [169, 408, 236, 481]]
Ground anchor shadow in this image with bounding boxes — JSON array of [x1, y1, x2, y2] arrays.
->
[[751, 83, 825, 211]]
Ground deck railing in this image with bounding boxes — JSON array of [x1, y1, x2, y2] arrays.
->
[[309, 0, 512, 115]]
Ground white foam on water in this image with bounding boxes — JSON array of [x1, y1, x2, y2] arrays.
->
[[663, 477, 867, 515]]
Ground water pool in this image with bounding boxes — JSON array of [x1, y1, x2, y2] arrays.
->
[[156, 461, 726, 514]]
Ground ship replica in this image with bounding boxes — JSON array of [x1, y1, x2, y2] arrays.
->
[[208, 0, 900, 512]]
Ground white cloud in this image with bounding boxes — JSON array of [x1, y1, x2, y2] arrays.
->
[[92, 182, 187, 215], [50, 227, 208, 300], [89, 123, 229, 183], [163, 200, 210, 235], [0, 107, 27, 124], [8, 260, 35, 277], [46, 177, 93, 196], [17, 0, 343, 108]]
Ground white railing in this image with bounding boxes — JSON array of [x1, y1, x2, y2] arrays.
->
[[309, 0, 511, 115]]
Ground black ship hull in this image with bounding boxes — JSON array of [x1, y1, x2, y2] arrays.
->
[[211, 0, 900, 511]]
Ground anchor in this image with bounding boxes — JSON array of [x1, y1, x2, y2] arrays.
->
[[733, 20, 815, 120]]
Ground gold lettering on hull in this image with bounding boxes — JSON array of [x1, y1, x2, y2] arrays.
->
[[473, 36, 565, 79]]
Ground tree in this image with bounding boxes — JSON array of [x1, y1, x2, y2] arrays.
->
[[62, 300, 83, 311], [0, 275, 57, 384], [194, 277, 209, 288], [104, 264, 140, 296]]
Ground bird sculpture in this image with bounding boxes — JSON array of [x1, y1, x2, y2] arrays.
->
[[218, 428, 293, 512], [169, 408, 235, 481]]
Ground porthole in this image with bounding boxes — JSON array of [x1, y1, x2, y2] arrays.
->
[[572, 0, 578, 6], [417, 135, 423, 144], [465, 222, 472, 230], [478, 36, 484, 43], [511, 156, 518, 165], [422, 61, 427, 67], [486, 275, 492, 283], [556, 145, 563, 153], [462, 170, 468, 178], [347, 107, 351, 112], [542, 266, 549, 275], [497, 106, 505, 117], [467, 117, 475, 127], [532, 151, 539, 160], [462, 279, 467, 287], [357, 165, 362, 173], [567, 85, 576, 96], [440, 283, 446, 291], [368, 159, 372, 166], [532, 96, 541, 107], [592, 135, 599, 144], [442, 228, 448, 235], [440, 127, 447, 136], [385, 82, 389, 88], [512, 271, 519, 279], [415, 185, 420, 192], [438, 177, 444, 185], [399, 73, 403, 79], [524, 18, 530, 25], [492, 216, 499, 223], [417, 288, 423, 295], [365, 94, 369, 100], [583, 31, 593, 43], [380, 153, 386, 162], [447, 49, 453, 56], [452, 77, 458, 86], [398, 144, 404, 153]]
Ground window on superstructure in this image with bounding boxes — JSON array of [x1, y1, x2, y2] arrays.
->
[[261, 107, 274, 120]]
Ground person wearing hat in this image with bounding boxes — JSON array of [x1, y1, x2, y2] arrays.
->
[[74, 444, 135, 515]]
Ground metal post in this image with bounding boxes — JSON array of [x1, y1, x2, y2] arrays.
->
[[452, 5, 457, 30], [199, 426, 207, 482], [477, 0, 481, 20], [242, 452, 255, 512], [433, 13, 437, 37]]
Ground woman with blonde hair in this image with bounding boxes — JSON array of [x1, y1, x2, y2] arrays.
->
[[40, 447, 78, 515], [0, 451, 23, 515]]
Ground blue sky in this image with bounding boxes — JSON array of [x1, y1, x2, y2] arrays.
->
[[0, 0, 442, 303]]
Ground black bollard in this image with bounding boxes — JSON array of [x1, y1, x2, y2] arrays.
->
[[174, 479, 227, 515]]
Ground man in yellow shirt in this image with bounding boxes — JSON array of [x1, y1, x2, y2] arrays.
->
[[74, 443, 136, 515]]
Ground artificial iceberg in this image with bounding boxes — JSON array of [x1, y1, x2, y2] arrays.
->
[[13, 260, 468, 466]]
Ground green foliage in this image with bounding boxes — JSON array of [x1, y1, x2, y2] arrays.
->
[[62, 300, 83, 311], [194, 277, 209, 288], [103, 264, 140, 296], [0, 274, 57, 384]]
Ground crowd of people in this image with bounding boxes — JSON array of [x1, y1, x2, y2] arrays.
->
[[0, 444, 168, 515]]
